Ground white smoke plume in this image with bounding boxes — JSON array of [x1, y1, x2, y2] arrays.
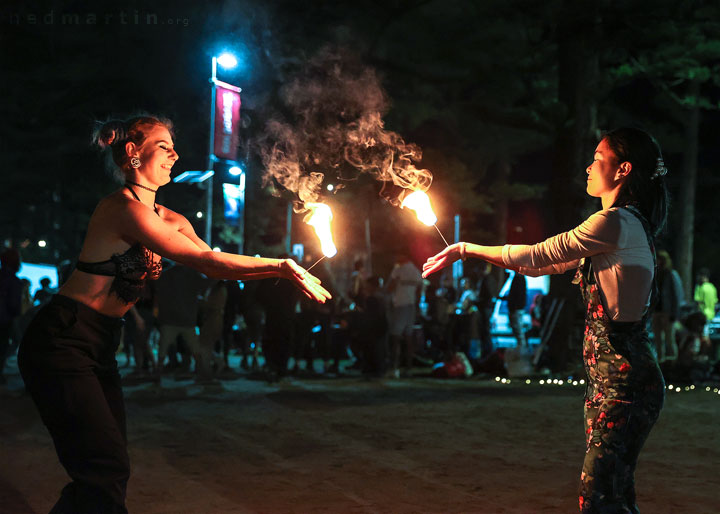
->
[[257, 47, 432, 210]]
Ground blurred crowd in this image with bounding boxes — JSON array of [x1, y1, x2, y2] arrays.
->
[[1, 246, 719, 385]]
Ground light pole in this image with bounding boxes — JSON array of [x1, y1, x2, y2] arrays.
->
[[206, 52, 239, 245]]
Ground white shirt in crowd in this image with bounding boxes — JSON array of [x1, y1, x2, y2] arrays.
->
[[390, 261, 422, 308], [502, 207, 653, 322]]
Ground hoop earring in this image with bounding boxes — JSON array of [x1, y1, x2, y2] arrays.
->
[[130, 157, 141, 169]]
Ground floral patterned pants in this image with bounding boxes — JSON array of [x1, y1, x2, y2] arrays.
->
[[578, 278, 664, 513]]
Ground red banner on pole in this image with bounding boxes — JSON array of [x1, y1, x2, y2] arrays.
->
[[213, 80, 241, 161]]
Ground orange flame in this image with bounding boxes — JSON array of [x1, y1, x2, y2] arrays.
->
[[400, 191, 438, 226], [304, 203, 338, 258]]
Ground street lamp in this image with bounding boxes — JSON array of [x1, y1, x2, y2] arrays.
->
[[206, 52, 240, 245], [217, 52, 238, 69]]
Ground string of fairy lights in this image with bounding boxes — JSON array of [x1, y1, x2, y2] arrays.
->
[[492, 376, 720, 396]]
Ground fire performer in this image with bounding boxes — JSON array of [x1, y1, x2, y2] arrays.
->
[[17, 115, 331, 514], [422, 128, 667, 514]]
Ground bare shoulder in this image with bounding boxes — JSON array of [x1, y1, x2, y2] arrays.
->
[[94, 190, 150, 221], [155, 204, 189, 229]]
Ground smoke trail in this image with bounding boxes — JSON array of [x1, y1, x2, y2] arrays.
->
[[257, 47, 432, 209]]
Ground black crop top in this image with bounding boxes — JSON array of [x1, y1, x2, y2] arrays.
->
[[76, 185, 163, 304]]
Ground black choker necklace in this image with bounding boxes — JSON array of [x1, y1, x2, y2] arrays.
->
[[125, 181, 157, 193]]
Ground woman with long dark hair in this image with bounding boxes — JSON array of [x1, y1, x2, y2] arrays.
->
[[423, 127, 668, 513], [18, 115, 331, 513]]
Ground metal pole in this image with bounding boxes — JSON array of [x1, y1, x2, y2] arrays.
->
[[205, 56, 217, 245], [285, 201, 292, 254], [453, 213, 462, 288], [238, 171, 246, 255], [364, 216, 372, 275]]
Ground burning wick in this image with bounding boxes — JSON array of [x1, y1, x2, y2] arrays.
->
[[304, 202, 338, 258], [302, 202, 337, 275], [401, 191, 450, 247], [276, 202, 338, 286]]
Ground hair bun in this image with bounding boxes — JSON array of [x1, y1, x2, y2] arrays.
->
[[94, 120, 128, 149]]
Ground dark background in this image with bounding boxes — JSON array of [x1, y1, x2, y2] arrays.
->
[[1, 0, 718, 291]]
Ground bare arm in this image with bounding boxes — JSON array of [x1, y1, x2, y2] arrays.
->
[[113, 199, 331, 303]]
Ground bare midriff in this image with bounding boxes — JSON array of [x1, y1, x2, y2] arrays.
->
[[58, 270, 135, 318]]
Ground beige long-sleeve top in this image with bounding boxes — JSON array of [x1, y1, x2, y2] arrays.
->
[[501, 207, 653, 322]]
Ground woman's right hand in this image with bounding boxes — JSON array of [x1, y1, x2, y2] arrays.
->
[[422, 243, 464, 278], [281, 259, 332, 303]]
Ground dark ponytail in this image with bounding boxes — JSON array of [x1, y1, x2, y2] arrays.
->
[[92, 114, 174, 181], [603, 127, 669, 237]]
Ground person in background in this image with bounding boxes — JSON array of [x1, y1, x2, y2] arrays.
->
[[346, 258, 369, 371], [19, 279, 33, 314], [387, 251, 422, 378], [196, 280, 227, 383], [220, 280, 243, 376], [476, 263, 497, 359], [33, 277, 56, 306], [693, 267, 717, 324], [239, 280, 263, 371], [125, 282, 156, 378], [0, 248, 22, 385], [651, 250, 684, 362], [426, 271, 455, 360], [507, 272, 528, 350], [359, 275, 388, 377], [11, 279, 34, 355], [257, 256, 300, 381], [154, 261, 208, 377], [456, 277, 477, 313], [349, 258, 368, 306], [455, 277, 479, 360]]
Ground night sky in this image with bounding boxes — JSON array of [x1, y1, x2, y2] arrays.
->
[[2, 0, 719, 285]]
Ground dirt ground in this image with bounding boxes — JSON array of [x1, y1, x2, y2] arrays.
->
[[1, 357, 718, 514]]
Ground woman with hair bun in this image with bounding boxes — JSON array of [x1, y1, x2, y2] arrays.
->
[[18, 115, 331, 513], [423, 127, 668, 513]]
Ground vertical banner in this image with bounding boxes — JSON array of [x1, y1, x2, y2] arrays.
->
[[222, 179, 245, 227], [213, 80, 241, 161]]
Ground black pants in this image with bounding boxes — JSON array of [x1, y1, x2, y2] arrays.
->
[[18, 295, 129, 514], [477, 307, 494, 358], [0, 322, 10, 376]]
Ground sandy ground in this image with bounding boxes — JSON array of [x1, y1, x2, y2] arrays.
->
[[1, 356, 718, 514]]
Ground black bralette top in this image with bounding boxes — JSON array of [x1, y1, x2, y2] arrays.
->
[[75, 185, 162, 304]]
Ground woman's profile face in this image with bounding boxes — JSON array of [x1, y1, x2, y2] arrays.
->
[[586, 138, 620, 198], [133, 125, 179, 187]]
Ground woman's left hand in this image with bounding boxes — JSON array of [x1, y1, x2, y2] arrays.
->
[[422, 243, 463, 278]]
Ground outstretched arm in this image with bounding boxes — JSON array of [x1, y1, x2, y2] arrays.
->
[[113, 199, 331, 303], [422, 208, 621, 279], [422, 243, 516, 278]]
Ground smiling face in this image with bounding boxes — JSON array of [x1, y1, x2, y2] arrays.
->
[[127, 125, 179, 187], [586, 138, 622, 198]]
